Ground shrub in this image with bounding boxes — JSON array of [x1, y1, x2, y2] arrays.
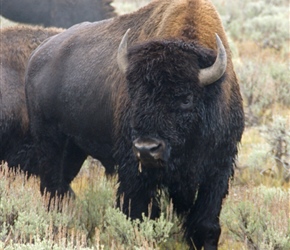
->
[[212, 0, 289, 50], [261, 115, 290, 182], [221, 185, 290, 250], [236, 58, 289, 125], [0, 164, 90, 248], [269, 63, 290, 107], [236, 59, 273, 125], [0, 163, 184, 249], [103, 208, 174, 249]]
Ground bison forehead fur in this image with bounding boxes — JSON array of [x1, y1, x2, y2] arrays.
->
[[24, 0, 244, 249], [127, 39, 216, 88], [124, 40, 216, 147]]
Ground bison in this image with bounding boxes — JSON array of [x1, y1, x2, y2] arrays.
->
[[1, 0, 116, 28], [0, 25, 63, 174], [25, 0, 244, 249]]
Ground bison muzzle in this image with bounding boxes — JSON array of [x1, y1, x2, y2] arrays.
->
[[133, 137, 169, 168]]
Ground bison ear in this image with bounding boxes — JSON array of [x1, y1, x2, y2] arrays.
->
[[198, 34, 227, 86], [117, 28, 130, 74]]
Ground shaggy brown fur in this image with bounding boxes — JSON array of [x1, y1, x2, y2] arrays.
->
[[25, 1, 244, 249], [0, 25, 63, 173]]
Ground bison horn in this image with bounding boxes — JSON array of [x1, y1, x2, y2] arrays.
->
[[199, 34, 227, 86], [117, 28, 131, 74]]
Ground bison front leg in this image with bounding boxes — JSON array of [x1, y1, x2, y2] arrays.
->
[[169, 167, 232, 250], [36, 130, 86, 208], [183, 173, 231, 250]]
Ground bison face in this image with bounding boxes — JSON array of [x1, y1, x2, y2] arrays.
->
[[117, 30, 227, 169], [126, 71, 203, 169]]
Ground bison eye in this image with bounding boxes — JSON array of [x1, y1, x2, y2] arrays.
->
[[180, 95, 193, 110]]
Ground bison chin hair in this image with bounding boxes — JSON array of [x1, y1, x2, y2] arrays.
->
[[131, 143, 195, 175]]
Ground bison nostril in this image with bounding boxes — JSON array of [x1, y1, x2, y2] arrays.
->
[[133, 138, 166, 161], [134, 142, 161, 154], [149, 143, 162, 153]]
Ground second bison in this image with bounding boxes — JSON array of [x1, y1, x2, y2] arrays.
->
[[0, 25, 63, 174], [1, 0, 116, 28]]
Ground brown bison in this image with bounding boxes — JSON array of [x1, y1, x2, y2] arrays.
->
[[1, 0, 116, 28], [25, 0, 244, 249], [0, 25, 63, 174]]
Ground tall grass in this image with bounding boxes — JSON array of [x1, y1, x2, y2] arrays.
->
[[1, 161, 289, 249], [0, 162, 186, 250]]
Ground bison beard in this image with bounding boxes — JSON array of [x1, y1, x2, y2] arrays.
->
[[25, 0, 244, 249]]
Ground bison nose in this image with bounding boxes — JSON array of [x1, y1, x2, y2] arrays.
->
[[133, 138, 169, 166]]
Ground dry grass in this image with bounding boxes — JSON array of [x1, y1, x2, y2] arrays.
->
[[1, 160, 289, 249]]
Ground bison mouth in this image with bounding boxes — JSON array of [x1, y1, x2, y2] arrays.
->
[[132, 137, 170, 169]]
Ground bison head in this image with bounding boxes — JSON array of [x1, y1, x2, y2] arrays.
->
[[117, 30, 227, 170]]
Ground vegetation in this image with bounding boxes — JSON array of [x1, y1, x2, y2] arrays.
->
[[1, 0, 289, 249], [220, 185, 290, 250], [0, 162, 185, 250]]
